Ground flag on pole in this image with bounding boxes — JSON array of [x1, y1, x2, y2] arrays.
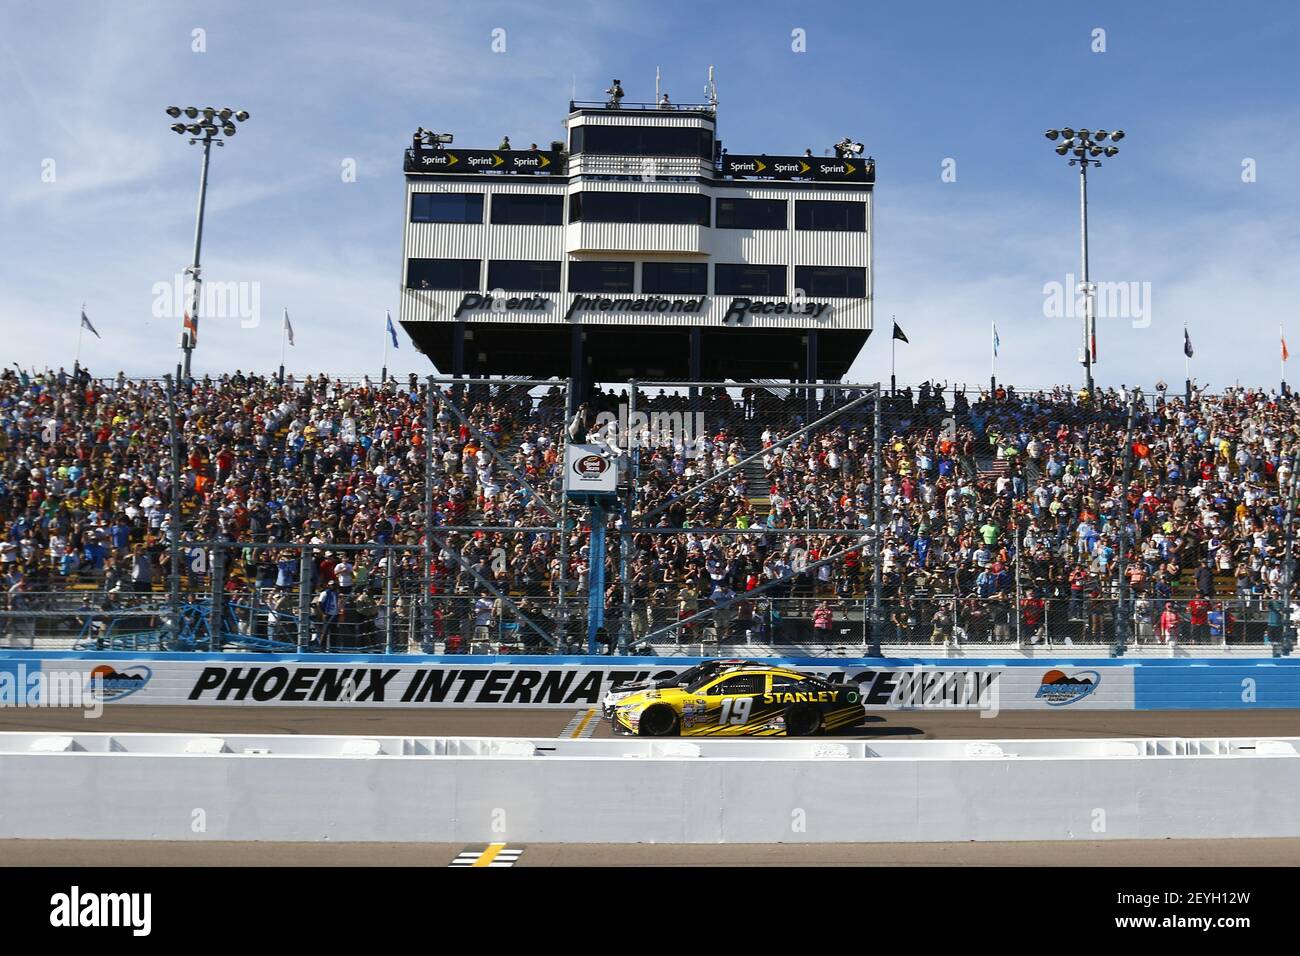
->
[[1284, 335, 1290, 363], [386, 312, 400, 349], [891, 321, 908, 344], [1183, 327, 1193, 358], [183, 311, 198, 346], [1090, 325, 1097, 364], [283, 308, 295, 347], [992, 323, 1000, 357], [79, 309, 100, 340]]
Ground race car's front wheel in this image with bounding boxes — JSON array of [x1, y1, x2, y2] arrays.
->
[[785, 706, 822, 737], [638, 705, 679, 737]]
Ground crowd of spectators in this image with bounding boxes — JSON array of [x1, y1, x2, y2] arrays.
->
[[3, 365, 1299, 649]]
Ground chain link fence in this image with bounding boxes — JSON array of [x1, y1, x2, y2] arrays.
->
[[2, 367, 1298, 654]]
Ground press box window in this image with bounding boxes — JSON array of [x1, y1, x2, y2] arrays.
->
[[568, 261, 635, 293], [569, 192, 710, 226], [410, 192, 484, 224], [641, 262, 708, 295], [795, 200, 866, 232], [716, 198, 787, 230], [795, 265, 866, 298], [570, 125, 713, 158], [714, 264, 786, 296], [487, 260, 562, 292], [490, 194, 564, 226], [405, 258, 481, 290]]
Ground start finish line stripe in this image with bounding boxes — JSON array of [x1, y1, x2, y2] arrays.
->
[[570, 708, 598, 738]]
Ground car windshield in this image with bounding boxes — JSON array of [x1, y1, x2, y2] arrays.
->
[[666, 663, 711, 687], [686, 669, 743, 693]]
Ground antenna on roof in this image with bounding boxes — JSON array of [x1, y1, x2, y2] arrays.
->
[[705, 65, 718, 109], [655, 65, 660, 103]]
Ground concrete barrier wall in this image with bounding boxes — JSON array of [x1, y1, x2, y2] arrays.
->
[[1, 734, 1297, 843]]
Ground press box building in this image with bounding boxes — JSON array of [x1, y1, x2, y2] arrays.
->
[[398, 92, 874, 396]]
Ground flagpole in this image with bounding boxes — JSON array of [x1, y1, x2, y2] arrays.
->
[[990, 320, 996, 395], [382, 314, 390, 384], [1184, 323, 1191, 404], [75, 303, 85, 376], [1283, 323, 1288, 396], [890, 314, 896, 396], [279, 307, 288, 384]]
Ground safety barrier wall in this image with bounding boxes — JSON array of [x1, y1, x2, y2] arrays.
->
[[1, 733, 1297, 843], [2, 652, 1298, 711]]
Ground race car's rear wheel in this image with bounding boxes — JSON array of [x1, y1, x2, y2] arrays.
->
[[785, 706, 822, 737], [638, 705, 679, 737]]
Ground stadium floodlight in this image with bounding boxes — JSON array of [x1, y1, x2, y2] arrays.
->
[[1043, 124, 1128, 398], [162, 105, 251, 380]]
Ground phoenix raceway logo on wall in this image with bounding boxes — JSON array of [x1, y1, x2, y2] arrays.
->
[[1034, 668, 1101, 706], [21, 659, 1130, 710], [85, 664, 153, 702]]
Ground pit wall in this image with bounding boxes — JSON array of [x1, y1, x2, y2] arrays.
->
[[1, 733, 1297, 843], [2, 652, 1299, 710]]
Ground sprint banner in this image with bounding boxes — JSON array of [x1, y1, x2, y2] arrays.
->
[[0, 658, 1136, 710], [405, 148, 562, 174], [721, 153, 874, 182]]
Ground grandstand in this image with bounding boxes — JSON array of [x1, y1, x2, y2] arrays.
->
[[2, 365, 1297, 657]]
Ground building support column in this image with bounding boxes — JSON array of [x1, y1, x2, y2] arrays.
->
[[805, 329, 819, 422], [568, 324, 584, 419], [688, 326, 702, 407]]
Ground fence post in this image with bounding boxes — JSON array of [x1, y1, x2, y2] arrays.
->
[[165, 373, 183, 647], [297, 546, 312, 651], [869, 383, 883, 656], [424, 376, 436, 651], [385, 550, 395, 654], [209, 545, 225, 651], [618, 379, 636, 654], [557, 377, 572, 652]]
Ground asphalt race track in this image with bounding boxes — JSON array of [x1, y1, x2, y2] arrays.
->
[[0, 704, 1297, 740], [2, 705, 1298, 866]]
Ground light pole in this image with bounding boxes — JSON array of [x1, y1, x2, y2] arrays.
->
[[165, 106, 250, 380], [1044, 127, 1124, 398]]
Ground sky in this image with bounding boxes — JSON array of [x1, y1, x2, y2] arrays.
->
[[1, 0, 1297, 392]]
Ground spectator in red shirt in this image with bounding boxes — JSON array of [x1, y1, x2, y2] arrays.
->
[[1187, 596, 1210, 643], [1158, 602, 1182, 645], [1020, 588, 1045, 644]]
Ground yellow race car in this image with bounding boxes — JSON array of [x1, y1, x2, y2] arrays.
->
[[609, 663, 865, 737]]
